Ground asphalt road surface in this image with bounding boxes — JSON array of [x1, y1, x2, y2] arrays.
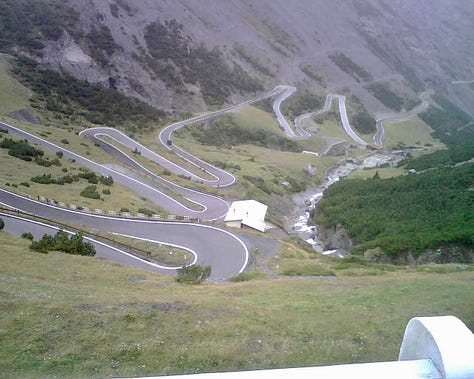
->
[[0, 191, 248, 281]]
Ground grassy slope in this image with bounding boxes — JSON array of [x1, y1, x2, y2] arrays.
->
[[1, 231, 473, 378], [0, 144, 165, 216], [0, 55, 166, 216], [172, 105, 342, 192], [382, 117, 444, 150], [0, 54, 30, 113]]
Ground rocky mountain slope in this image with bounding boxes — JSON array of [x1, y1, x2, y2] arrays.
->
[[3, 0, 474, 114]]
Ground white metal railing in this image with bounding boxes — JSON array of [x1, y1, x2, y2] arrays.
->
[[125, 316, 474, 379]]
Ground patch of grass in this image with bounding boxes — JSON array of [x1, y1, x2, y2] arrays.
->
[[233, 105, 283, 134], [171, 133, 329, 201], [348, 167, 406, 180], [2, 115, 113, 164], [1, 230, 474, 378], [383, 117, 444, 150], [0, 143, 166, 216], [229, 271, 268, 282], [313, 117, 348, 140], [311, 100, 349, 141], [278, 261, 335, 276], [0, 54, 30, 114]]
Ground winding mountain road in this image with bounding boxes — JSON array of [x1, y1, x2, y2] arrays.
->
[[0, 84, 430, 278], [0, 86, 293, 279], [292, 94, 367, 147]]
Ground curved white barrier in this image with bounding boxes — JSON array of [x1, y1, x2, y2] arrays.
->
[[399, 316, 474, 379]]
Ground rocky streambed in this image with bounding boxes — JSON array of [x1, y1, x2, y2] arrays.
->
[[291, 153, 405, 257]]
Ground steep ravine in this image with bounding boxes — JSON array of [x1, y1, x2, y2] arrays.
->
[[290, 153, 405, 257]]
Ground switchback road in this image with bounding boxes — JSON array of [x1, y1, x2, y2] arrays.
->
[[0, 84, 430, 278]]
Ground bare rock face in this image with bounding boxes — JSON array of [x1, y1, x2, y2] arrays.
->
[[29, 0, 474, 114], [10, 109, 40, 124], [316, 224, 353, 256], [41, 32, 103, 83]]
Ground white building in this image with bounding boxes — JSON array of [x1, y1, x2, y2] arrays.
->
[[224, 200, 267, 232]]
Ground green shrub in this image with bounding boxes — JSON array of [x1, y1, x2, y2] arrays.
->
[[137, 208, 154, 217], [21, 232, 34, 240], [57, 175, 73, 185], [78, 171, 99, 183], [29, 230, 96, 256], [34, 157, 51, 167], [0, 218, 4, 230], [176, 265, 211, 284], [350, 111, 376, 134], [1, 138, 44, 159], [31, 173, 56, 184], [99, 175, 114, 186], [80, 185, 100, 199], [229, 271, 268, 282]]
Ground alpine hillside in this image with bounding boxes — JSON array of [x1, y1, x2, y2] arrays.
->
[[2, 0, 474, 114]]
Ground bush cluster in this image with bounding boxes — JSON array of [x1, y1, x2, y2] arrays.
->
[[176, 265, 211, 284], [31, 174, 74, 185], [350, 111, 376, 134], [80, 185, 100, 199], [0, 138, 44, 160], [29, 230, 96, 256], [137, 208, 155, 217]]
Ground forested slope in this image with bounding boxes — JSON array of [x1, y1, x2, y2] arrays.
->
[[314, 163, 473, 260]]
